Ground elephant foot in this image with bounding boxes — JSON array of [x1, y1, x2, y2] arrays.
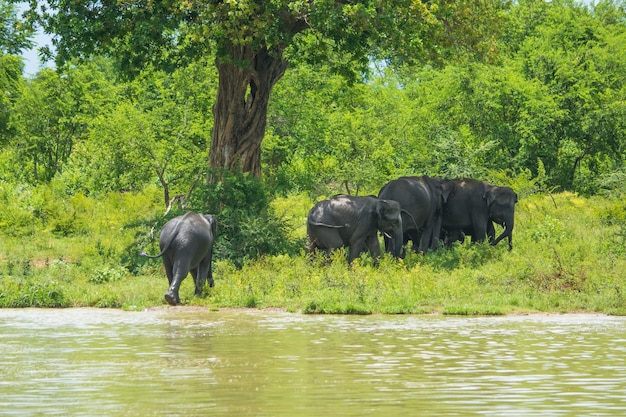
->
[[164, 292, 178, 306]]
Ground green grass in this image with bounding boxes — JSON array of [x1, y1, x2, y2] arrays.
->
[[2, 185, 626, 315]]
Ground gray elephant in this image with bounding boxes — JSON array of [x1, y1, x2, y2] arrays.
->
[[307, 195, 403, 263], [378, 176, 453, 253], [442, 179, 518, 250], [141, 212, 217, 305]]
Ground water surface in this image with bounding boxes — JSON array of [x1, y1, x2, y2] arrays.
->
[[1, 309, 625, 416]]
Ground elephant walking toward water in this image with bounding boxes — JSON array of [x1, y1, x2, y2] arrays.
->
[[307, 195, 403, 263], [141, 212, 217, 305], [442, 179, 518, 250]]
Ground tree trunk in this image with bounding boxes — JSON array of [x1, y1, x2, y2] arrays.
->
[[208, 44, 288, 181]]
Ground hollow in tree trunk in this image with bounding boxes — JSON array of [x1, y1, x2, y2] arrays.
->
[[208, 44, 289, 181]]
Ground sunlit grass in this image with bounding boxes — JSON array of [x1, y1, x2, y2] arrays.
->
[[1, 186, 626, 315]]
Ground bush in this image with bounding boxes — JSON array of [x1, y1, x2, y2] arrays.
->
[[88, 266, 126, 284], [187, 170, 303, 267], [127, 171, 303, 270], [0, 278, 69, 308]]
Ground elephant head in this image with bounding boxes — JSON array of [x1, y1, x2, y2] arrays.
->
[[484, 186, 518, 250], [376, 199, 403, 258]]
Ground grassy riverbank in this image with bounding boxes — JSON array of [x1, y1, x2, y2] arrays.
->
[[1, 183, 626, 315]]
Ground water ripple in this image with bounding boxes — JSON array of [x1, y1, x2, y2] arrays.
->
[[1, 310, 626, 416]]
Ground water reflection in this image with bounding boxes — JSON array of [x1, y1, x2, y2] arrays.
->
[[1, 309, 625, 416]]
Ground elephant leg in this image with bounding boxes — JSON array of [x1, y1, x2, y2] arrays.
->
[[307, 238, 321, 262], [365, 234, 382, 264], [429, 216, 443, 251], [418, 224, 435, 252], [320, 230, 345, 261], [206, 250, 214, 288], [452, 230, 466, 245], [162, 257, 174, 286], [165, 259, 189, 306], [192, 267, 204, 295], [443, 229, 464, 247], [348, 238, 368, 264], [470, 215, 488, 244], [189, 268, 203, 296], [194, 255, 213, 295], [487, 221, 496, 244], [407, 229, 421, 253]]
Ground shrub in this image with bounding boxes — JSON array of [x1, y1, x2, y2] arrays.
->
[[187, 170, 303, 266], [0, 278, 69, 308], [88, 266, 126, 284]]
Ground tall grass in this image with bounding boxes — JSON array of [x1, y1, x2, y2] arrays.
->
[[1, 183, 626, 315]]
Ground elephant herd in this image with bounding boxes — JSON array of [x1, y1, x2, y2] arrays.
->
[[308, 176, 518, 263], [142, 176, 517, 305]]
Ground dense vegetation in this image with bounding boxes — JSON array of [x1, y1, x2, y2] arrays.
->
[[1, 0, 626, 314], [23, 0, 506, 176]]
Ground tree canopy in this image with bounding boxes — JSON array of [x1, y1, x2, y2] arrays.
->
[[2, 0, 626, 201], [22, 0, 508, 178]]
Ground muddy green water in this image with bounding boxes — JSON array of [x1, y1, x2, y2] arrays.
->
[[1, 309, 626, 416]]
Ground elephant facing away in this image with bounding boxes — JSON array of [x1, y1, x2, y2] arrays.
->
[[307, 195, 403, 263], [141, 212, 217, 305], [378, 176, 452, 254], [442, 179, 518, 250]]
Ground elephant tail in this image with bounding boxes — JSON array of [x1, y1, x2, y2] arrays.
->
[[140, 249, 165, 259]]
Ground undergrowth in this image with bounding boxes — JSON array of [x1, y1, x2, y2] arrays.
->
[[1, 183, 626, 315]]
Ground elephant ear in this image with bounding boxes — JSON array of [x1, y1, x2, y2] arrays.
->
[[483, 187, 497, 207], [376, 200, 387, 218], [441, 180, 455, 203], [376, 199, 395, 220], [204, 214, 217, 234]]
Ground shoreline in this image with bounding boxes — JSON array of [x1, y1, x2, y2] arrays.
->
[[7, 305, 604, 317]]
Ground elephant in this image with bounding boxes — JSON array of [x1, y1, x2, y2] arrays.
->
[[378, 176, 453, 254], [441, 221, 495, 247], [307, 194, 403, 263], [141, 212, 217, 305], [442, 178, 518, 250]]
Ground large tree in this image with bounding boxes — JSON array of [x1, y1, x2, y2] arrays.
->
[[21, 0, 507, 179]]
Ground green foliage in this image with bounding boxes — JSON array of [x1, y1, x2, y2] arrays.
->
[[0, 2, 33, 55], [26, 0, 511, 179], [512, 0, 626, 190], [33, 0, 506, 76], [56, 59, 215, 201], [0, 278, 69, 308], [442, 305, 505, 316], [88, 266, 126, 284], [2, 0, 626, 317], [1, 188, 626, 314], [188, 170, 302, 267], [9, 61, 119, 183], [266, 64, 425, 196], [3, 0, 624, 198], [0, 54, 24, 141]]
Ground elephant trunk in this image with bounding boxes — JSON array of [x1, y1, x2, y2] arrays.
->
[[390, 222, 404, 258], [492, 216, 514, 250]]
